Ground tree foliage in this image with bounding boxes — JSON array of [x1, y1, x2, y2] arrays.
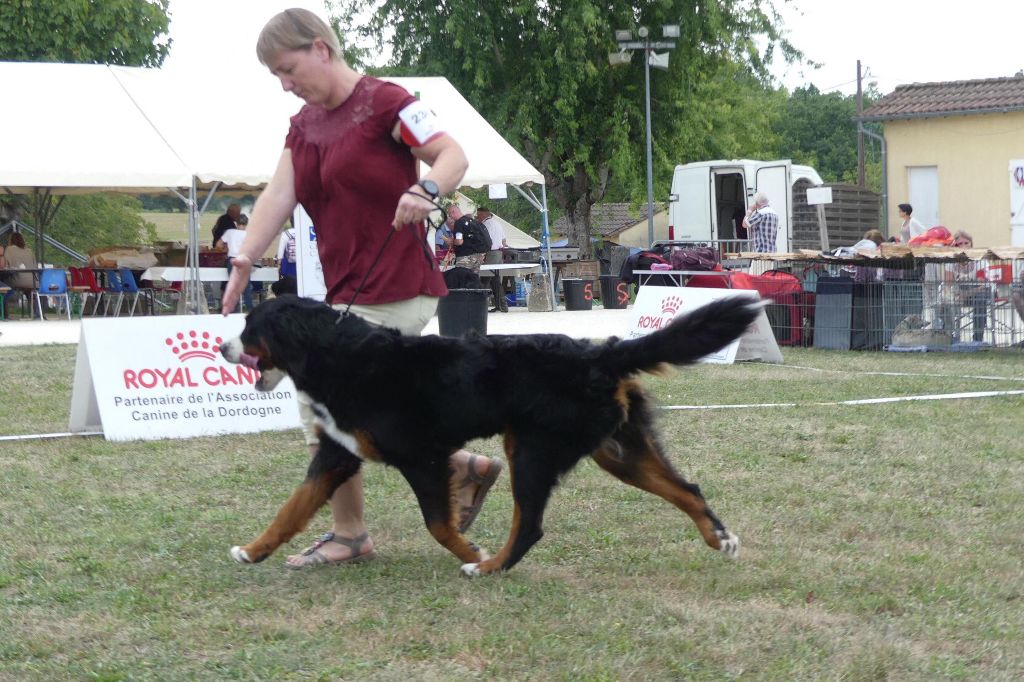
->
[[773, 85, 859, 183], [0, 0, 170, 66], [335, 0, 796, 256], [47, 195, 158, 264]]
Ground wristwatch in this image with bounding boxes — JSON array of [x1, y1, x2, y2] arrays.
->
[[417, 179, 439, 199]]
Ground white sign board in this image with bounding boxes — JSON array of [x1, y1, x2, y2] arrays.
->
[[488, 183, 508, 199], [69, 316, 301, 441], [293, 205, 327, 301], [806, 186, 833, 205], [625, 286, 782, 364]]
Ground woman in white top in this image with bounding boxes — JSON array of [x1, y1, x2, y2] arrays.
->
[[220, 214, 253, 312], [898, 203, 926, 243]]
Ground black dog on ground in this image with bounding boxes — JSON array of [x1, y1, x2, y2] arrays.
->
[[221, 294, 759, 576]]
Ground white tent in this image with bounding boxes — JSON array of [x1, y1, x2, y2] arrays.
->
[[0, 62, 190, 191], [0, 63, 544, 191], [0, 61, 554, 310]]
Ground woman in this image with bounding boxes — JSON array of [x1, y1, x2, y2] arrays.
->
[[897, 203, 926, 244], [223, 8, 502, 569], [2, 232, 36, 293]]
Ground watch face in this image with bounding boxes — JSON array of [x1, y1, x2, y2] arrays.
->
[[420, 179, 439, 198]]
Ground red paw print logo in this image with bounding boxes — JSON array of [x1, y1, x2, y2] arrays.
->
[[661, 295, 684, 315], [165, 330, 223, 362]]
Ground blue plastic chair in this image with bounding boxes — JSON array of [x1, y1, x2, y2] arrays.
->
[[99, 269, 123, 316], [118, 268, 151, 317], [34, 268, 71, 320]]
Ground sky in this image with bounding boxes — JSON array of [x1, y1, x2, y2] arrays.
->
[[771, 0, 1021, 96], [160, 0, 328, 83], [161, 0, 1021, 98]]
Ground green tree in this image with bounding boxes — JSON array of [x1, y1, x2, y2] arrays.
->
[[336, 0, 796, 255], [46, 195, 158, 264], [772, 84, 880, 190], [0, 0, 170, 66]]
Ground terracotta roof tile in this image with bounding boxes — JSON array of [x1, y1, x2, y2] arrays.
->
[[860, 75, 1024, 121], [551, 203, 665, 237]]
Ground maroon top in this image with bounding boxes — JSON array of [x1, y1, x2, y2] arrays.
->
[[285, 76, 447, 305]]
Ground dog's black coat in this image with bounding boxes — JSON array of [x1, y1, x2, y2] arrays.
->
[[226, 294, 759, 574]]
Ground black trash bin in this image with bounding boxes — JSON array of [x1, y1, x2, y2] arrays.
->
[[437, 288, 489, 337], [562, 278, 593, 311], [599, 274, 628, 309]]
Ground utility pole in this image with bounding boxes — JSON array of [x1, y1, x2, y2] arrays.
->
[[857, 60, 865, 187], [610, 25, 678, 247]]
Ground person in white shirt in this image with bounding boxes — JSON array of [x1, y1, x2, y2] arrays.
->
[[220, 214, 254, 312], [898, 203, 926, 244], [477, 206, 509, 312]]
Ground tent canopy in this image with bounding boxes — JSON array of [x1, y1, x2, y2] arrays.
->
[[0, 62, 191, 191], [0, 62, 543, 194]]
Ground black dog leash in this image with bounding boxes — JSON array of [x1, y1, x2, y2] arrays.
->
[[341, 193, 448, 317]]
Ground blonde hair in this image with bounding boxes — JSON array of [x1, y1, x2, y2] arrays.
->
[[863, 229, 884, 246], [257, 8, 343, 66]]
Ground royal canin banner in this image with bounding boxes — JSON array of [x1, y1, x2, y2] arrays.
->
[[625, 286, 782, 364], [69, 315, 300, 441]]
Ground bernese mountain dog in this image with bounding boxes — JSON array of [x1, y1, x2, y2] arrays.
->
[[221, 294, 759, 576]]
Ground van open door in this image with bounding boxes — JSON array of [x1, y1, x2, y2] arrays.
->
[[669, 164, 713, 242], [754, 161, 792, 252]]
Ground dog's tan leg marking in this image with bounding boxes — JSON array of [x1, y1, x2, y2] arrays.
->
[[425, 521, 486, 563], [240, 474, 337, 562], [591, 439, 726, 553], [354, 431, 383, 463], [464, 433, 519, 576]]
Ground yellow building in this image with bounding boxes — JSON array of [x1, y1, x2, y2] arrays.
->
[[860, 76, 1024, 248]]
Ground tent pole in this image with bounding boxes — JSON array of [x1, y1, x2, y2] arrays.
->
[[189, 178, 201, 314], [540, 183, 555, 311], [508, 182, 554, 311]]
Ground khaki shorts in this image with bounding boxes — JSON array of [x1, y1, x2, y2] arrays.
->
[[296, 295, 439, 444]]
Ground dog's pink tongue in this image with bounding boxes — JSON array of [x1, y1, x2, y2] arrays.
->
[[239, 352, 260, 369]]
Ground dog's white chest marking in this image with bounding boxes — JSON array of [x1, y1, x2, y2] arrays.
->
[[311, 402, 365, 459]]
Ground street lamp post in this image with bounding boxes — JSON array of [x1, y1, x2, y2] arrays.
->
[[611, 25, 678, 246]]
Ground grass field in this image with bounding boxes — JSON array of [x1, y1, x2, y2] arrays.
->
[[1, 345, 1023, 680]]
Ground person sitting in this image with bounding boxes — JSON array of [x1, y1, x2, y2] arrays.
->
[[2, 232, 36, 312], [934, 231, 988, 342]]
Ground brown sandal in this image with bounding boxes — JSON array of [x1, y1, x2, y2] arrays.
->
[[457, 456, 504, 533], [285, 532, 376, 569]]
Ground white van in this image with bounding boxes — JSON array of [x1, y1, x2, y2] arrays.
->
[[667, 159, 824, 252]]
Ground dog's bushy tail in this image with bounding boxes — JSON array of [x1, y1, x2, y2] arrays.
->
[[602, 296, 762, 376]]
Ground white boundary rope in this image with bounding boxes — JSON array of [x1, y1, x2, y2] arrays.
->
[[0, 431, 103, 442], [777, 364, 1024, 383], [661, 389, 1024, 410]]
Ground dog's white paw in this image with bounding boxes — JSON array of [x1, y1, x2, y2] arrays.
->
[[717, 531, 740, 559], [460, 562, 482, 577], [230, 546, 252, 564]]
